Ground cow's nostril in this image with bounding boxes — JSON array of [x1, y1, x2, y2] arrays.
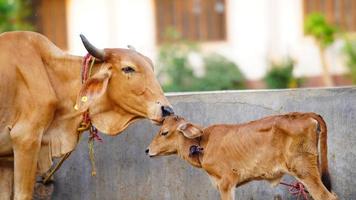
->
[[161, 106, 174, 117], [145, 149, 149, 154]]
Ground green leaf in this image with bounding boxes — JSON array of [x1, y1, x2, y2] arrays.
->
[[304, 13, 337, 48]]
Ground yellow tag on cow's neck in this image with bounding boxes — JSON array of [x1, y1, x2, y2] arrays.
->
[[81, 96, 88, 102], [74, 104, 79, 110]]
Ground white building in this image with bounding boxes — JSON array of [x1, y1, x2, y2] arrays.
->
[[36, 0, 354, 85]]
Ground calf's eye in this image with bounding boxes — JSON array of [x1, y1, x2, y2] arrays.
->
[[122, 66, 135, 73], [161, 131, 169, 136]]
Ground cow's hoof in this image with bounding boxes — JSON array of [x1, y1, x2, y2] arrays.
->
[[33, 181, 54, 200]]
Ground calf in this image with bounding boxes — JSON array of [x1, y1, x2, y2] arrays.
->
[[146, 113, 338, 200]]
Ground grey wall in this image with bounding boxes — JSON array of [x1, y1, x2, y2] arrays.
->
[[52, 87, 356, 200]]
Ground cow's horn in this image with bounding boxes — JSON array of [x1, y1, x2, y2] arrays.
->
[[80, 34, 106, 61]]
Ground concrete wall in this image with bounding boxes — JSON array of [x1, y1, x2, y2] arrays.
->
[[52, 87, 356, 200]]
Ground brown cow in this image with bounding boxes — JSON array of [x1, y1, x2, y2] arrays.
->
[[0, 31, 173, 200], [146, 113, 339, 200]]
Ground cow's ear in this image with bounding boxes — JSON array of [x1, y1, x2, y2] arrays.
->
[[75, 66, 112, 111], [177, 123, 203, 139]]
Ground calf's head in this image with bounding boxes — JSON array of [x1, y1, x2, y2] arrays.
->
[[146, 116, 203, 157], [76, 35, 174, 135]]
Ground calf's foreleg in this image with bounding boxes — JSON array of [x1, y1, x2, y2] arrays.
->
[[217, 178, 235, 200]]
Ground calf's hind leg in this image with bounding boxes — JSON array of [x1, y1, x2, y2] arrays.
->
[[291, 156, 337, 200], [297, 174, 337, 200]]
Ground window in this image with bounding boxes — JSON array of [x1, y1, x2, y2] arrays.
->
[[154, 0, 227, 43], [31, 0, 68, 50], [303, 0, 356, 32]]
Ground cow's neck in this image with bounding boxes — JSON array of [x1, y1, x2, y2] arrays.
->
[[43, 54, 138, 155], [44, 54, 80, 101], [40, 54, 98, 154], [38, 54, 82, 155]]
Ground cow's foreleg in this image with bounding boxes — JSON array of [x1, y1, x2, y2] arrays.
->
[[0, 161, 14, 200], [10, 122, 44, 200]]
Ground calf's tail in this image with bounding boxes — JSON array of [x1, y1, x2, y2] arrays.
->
[[311, 113, 332, 191]]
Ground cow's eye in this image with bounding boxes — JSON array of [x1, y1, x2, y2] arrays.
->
[[161, 131, 169, 136], [122, 66, 135, 73]]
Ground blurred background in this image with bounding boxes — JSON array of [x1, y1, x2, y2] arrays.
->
[[1, 0, 356, 91]]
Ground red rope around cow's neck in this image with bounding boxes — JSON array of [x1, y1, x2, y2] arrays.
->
[[280, 181, 309, 200], [82, 53, 102, 143], [82, 54, 103, 176]]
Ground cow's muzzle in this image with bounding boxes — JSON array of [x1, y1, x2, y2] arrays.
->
[[161, 106, 174, 117]]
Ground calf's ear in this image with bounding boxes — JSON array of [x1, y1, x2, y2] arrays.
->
[[177, 123, 203, 139], [75, 65, 112, 112]]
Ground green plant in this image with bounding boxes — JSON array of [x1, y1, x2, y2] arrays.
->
[[198, 54, 245, 91], [157, 28, 200, 92], [264, 58, 302, 89], [0, 0, 33, 32], [344, 39, 356, 84], [304, 13, 338, 86], [305, 13, 337, 48], [158, 28, 246, 92]]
